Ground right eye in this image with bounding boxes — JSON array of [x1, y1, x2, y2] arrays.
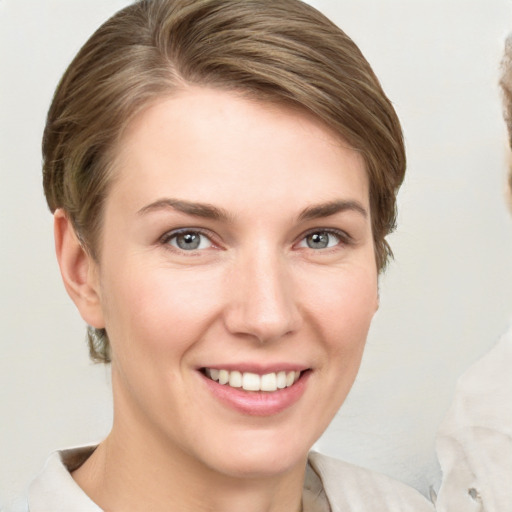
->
[[163, 230, 214, 251]]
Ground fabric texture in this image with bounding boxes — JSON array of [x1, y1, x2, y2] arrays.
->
[[25, 446, 433, 511], [435, 326, 512, 512]]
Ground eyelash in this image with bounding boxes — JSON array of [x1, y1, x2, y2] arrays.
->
[[159, 227, 352, 253]]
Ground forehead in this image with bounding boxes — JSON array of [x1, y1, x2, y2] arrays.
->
[[108, 87, 369, 214]]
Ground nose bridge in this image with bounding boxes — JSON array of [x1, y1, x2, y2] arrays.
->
[[225, 242, 301, 342]]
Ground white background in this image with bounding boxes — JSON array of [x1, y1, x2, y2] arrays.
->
[[1, 0, 512, 509]]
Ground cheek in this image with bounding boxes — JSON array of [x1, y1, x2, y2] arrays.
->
[[100, 261, 224, 359], [309, 265, 377, 317], [302, 265, 378, 353], [296, 267, 378, 432]]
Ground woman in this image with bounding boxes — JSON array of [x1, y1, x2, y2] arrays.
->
[[27, 0, 433, 510]]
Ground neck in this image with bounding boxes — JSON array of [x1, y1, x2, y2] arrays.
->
[[73, 433, 305, 512]]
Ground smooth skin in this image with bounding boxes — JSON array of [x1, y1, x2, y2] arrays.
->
[[55, 87, 379, 512]]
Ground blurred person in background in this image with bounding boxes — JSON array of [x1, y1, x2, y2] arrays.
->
[[435, 33, 512, 512]]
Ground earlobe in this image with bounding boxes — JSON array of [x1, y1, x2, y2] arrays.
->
[[54, 209, 105, 329]]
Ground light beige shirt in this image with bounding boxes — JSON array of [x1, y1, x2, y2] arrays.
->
[[25, 447, 433, 511], [435, 327, 512, 512]]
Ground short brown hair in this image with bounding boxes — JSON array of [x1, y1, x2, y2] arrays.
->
[[43, 0, 406, 363]]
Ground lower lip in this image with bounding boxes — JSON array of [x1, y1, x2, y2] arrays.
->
[[200, 371, 311, 416]]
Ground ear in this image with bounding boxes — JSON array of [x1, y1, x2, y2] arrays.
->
[[54, 209, 105, 329]]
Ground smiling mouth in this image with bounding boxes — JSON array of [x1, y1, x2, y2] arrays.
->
[[201, 368, 304, 392]]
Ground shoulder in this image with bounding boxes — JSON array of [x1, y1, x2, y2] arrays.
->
[[437, 327, 512, 447], [452, 326, 512, 391], [308, 452, 434, 512], [27, 446, 101, 512], [435, 327, 512, 511], [453, 327, 512, 413]]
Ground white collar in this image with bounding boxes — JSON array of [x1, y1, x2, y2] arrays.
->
[[27, 446, 433, 511]]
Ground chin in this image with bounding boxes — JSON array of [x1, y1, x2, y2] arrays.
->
[[201, 431, 313, 479]]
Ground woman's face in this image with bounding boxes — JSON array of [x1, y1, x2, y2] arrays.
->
[[90, 87, 378, 478]]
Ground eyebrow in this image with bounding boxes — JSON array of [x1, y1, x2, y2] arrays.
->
[[298, 199, 368, 221], [137, 197, 367, 222], [137, 198, 232, 221]]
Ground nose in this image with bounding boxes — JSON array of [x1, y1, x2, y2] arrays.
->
[[223, 248, 302, 343]]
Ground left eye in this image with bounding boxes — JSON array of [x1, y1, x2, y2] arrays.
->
[[299, 231, 341, 250], [166, 231, 213, 251]]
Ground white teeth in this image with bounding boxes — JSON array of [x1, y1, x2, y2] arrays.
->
[[260, 372, 277, 392], [242, 372, 260, 391], [205, 368, 302, 392], [229, 370, 243, 388], [276, 371, 287, 389], [218, 369, 229, 385]]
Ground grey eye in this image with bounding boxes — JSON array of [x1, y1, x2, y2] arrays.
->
[[302, 231, 340, 249], [169, 231, 212, 251]]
